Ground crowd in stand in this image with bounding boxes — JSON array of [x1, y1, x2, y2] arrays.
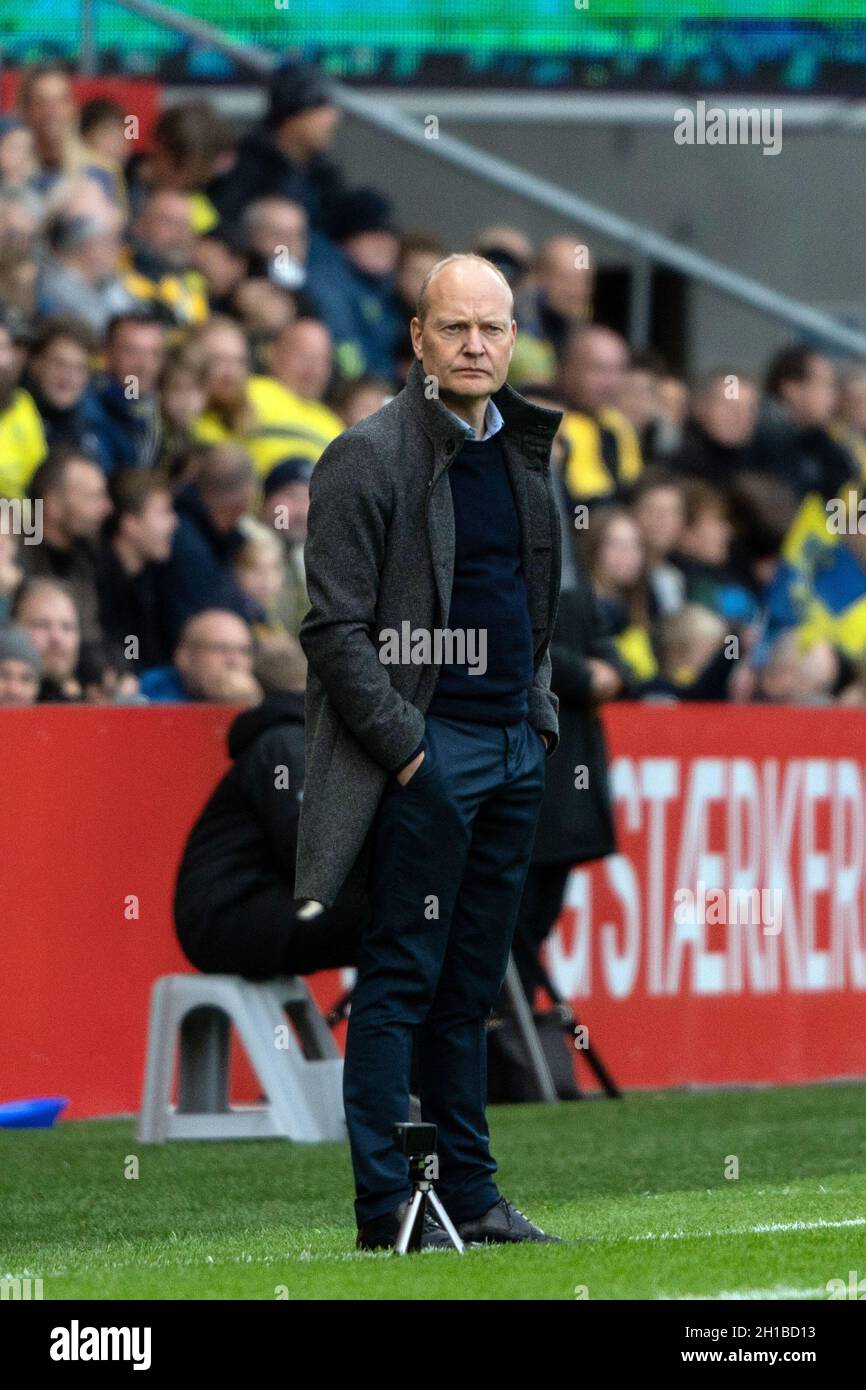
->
[[2, 56, 866, 709]]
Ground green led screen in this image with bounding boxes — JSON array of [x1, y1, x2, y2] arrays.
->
[[2, 3, 866, 92]]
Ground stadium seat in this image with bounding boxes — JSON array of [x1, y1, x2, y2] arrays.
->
[[137, 974, 345, 1143]]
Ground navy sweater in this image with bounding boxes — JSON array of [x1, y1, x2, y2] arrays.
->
[[426, 431, 535, 725]]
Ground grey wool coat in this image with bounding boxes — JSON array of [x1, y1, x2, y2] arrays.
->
[[294, 355, 564, 908]]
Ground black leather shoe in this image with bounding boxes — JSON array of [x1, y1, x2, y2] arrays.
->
[[357, 1199, 455, 1251], [456, 1196, 563, 1245]]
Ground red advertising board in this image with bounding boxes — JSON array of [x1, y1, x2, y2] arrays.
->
[[565, 704, 866, 1089], [1, 703, 864, 1120]]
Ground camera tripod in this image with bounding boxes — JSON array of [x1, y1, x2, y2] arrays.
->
[[393, 1122, 465, 1254]]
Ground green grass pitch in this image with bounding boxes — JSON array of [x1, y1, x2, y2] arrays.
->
[[2, 1083, 864, 1300]]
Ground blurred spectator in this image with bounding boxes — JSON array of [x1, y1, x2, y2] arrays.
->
[[652, 603, 732, 700], [52, 171, 118, 222], [269, 317, 344, 436], [473, 225, 534, 301], [139, 608, 260, 705], [0, 623, 41, 706], [121, 190, 208, 325], [306, 187, 401, 378], [11, 576, 81, 701], [391, 232, 446, 380], [209, 59, 345, 231], [159, 442, 262, 641], [78, 97, 129, 210], [240, 195, 314, 298], [756, 346, 858, 500], [37, 207, 135, 334], [617, 352, 663, 460], [234, 518, 294, 649], [77, 637, 142, 704], [837, 363, 866, 437], [673, 367, 760, 490], [21, 448, 112, 641], [96, 469, 178, 672], [191, 228, 247, 310], [670, 479, 760, 624], [17, 63, 86, 192], [127, 100, 233, 233], [329, 373, 392, 427], [832, 363, 866, 477], [83, 313, 166, 473], [190, 316, 341, 472], [0, 187, 43, 319], [260, 457, 311, 638], [0, 312, 47, 497], [228, 278, 297, 370], [583, 505, 657, 683], [509, 234, 593, 385], [558, 324, 643, 505], [757, 629, 840, 704], [655, 372, 689, 457], [726, 470, 796, 599], [269, 316, 333, 402], [0, 115, 37, 191], [24, 315, 100, 455], [629, 467, 686, 615], [157, 344, 208, 477]]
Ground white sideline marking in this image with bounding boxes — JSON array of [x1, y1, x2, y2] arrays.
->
[[659, 1285, 827, 1301], [628, 1215, 866, 1243]]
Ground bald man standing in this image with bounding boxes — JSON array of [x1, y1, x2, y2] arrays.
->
[[297, 254, 564, 1249]]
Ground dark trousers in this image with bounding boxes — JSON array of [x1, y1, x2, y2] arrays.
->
[[344, 712, 546, 1226], [177, 886, 361, 982]]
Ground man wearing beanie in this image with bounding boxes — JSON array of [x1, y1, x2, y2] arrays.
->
[[209, 60, 346, 232], [297, 253, 564, 1249], [0, 624, 42, 706], [305, 187, 402, 379]]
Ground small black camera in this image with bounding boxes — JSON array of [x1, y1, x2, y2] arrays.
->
[[393, 1121, 437, 1157]]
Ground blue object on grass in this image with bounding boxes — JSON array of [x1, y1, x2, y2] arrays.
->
[[0, 1097, 69, 1128]]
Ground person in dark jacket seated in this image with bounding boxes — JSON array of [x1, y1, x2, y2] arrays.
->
[[173, 646, 365, 981]]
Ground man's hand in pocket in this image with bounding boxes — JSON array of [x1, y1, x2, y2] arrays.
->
[[397, 749, 425, 786]]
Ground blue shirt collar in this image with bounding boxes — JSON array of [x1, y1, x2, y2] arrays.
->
[[442, 396, 505, 442]]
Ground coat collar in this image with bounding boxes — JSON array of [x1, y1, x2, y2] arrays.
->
[[403, 355, 562, 460]]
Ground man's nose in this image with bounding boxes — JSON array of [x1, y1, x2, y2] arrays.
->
[[462, 328, 485, 355]]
